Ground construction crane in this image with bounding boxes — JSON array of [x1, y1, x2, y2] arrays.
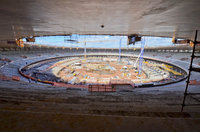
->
[[64, 35, 126, 61], [78, 36, 123, 63], [133, 37, 145, 75], [84, 42, 87, 61], [118, 37, 122, 62], [138, 38, 145, 75], [77, 37, 121, 61]]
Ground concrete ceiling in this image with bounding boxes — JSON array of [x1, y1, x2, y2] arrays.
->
[[0, 0, 200, 42]]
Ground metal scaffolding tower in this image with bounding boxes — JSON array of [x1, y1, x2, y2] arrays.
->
[[181, 30, 200, 112]]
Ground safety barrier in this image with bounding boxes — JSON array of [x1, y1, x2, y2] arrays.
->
[[189, 80, 200, 85], [12, 76, 20, 81], [110, 79, 135, 88], [0, 74, 11, 81], [53, 82, 88, 88], [88, 84, 116, 92]]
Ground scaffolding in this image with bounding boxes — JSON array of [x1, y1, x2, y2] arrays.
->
[[181, 30, 200, 112]]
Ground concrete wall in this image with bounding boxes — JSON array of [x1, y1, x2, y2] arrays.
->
[[0, 111, 200, 132]]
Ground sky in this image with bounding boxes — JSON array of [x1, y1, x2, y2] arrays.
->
[[26, 35, 174, 48]]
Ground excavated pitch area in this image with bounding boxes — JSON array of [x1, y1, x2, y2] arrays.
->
[[19, 54, 187, 88]]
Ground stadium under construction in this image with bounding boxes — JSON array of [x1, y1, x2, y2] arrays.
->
[[0, 0, 200, 131]]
